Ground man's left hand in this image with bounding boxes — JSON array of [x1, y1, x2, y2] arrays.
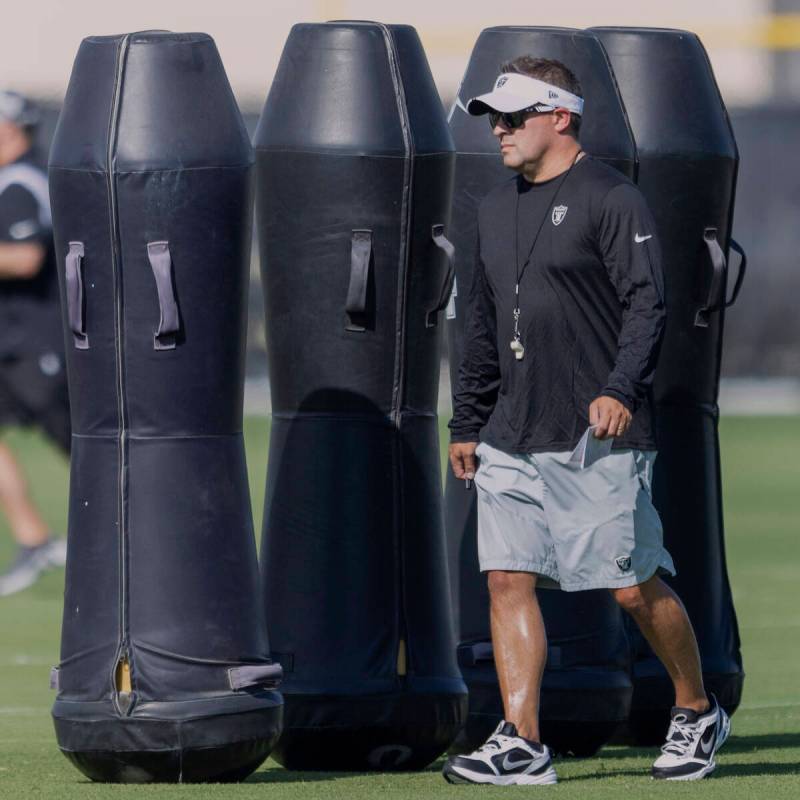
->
[[589, 396, 632, 440]]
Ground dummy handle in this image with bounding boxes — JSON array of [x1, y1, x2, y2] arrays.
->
[[426, 224, 456, 328], [146, 241, 179, 350], [695, 228, 726, 328], [345, 229, 372, 332], [725, 239, 747, 308], [65, 241, 88, 349], [228, 662, 283, 691]]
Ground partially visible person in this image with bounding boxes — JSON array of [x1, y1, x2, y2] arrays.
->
[[0, 442, 65, 595], [0, 90, 69, 597]]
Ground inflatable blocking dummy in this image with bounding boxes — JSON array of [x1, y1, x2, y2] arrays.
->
[[590, 26, 745, 745], [48, 31, 282, 783], [255, 21, 467, 771], [446, 26, 637, 756]]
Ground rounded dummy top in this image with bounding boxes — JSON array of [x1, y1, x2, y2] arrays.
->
[[50, 31, 252, 172], [254, 21, 453, 156], [588, 27, 737, 159], [449, 26, 636, 171]]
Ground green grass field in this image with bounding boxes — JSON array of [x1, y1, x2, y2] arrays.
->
[[0, 416, 798, 798]]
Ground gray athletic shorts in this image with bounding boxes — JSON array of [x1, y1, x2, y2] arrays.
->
[[474, 440, 676, 591]]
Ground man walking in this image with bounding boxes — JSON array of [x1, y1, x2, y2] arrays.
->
[[443, 58, 729, 785], [0, 91, 69, 596]]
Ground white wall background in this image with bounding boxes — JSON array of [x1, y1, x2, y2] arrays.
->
[[0, 0, 788, 108]]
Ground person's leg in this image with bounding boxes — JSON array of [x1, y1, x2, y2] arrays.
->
[[443, 443, 559, 785], [488, 569, 547, 742], [617, 577, 731, 780], [0, 440, 49, 547], [0, 438, 67, 596], [444, 567, 556, 785], [610, 575, 708, 712]]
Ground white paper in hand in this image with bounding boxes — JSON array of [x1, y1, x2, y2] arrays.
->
[[568, 425, 613, 469]]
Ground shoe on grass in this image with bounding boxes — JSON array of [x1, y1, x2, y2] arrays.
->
[[652, 695, 730, 780], [0, 537, 67, 597], [443, 720, 557, 785]]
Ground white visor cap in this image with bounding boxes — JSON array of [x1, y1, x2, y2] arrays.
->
[[467, 73, 584, 117]]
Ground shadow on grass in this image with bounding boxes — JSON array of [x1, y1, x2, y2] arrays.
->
[[566, 761, 800, 781], [246, 771, 364, 784], [716, 761, 800, 778], [246, 759, 447, 783], [723, 732, 800, 753], [597, 731, 800, 759]]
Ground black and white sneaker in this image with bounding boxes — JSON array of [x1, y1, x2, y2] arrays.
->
[[443, 721, 557, 785], [652, 695, 731, 780], [0, 538, 67, 597]]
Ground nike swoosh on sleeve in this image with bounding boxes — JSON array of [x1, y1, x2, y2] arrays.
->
[[634, 233, 652, 243]]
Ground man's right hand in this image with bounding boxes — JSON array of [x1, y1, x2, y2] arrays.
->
[[449, 441, 478, 481]]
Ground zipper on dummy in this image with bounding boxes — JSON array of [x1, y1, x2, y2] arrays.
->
[[107, 33, 133, 715], [381, 23, 414, 681]]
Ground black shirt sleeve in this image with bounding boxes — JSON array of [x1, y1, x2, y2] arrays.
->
[[597, 183, 666, 413], [0, 184, 49, 244], [449, 231, 501, 442]]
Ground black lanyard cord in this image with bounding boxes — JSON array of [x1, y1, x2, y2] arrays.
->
[[510, 150, 583, 359], [514, 150, 583, 293]]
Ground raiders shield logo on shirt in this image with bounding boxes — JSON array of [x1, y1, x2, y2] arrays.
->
[[552, 205, 568, 226]]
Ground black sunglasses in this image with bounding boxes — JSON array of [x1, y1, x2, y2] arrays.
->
[[489, 106, 552, 130]]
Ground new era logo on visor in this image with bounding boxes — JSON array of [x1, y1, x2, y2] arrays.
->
[[548, 89, 558, 99], [496, 76, 509, 88]]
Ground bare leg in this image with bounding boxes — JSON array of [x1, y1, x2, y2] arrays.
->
[[0, 441, 49, 548], [611, 575, 708, 712], [488, 570, 547, 741]]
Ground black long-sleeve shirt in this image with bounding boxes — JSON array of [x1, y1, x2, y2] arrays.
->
[[0, 151, 60, 358], [449, 156, 665, 453]]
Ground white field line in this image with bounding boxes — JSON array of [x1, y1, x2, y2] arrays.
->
[[738, 701, 800, 710], [0, 707, 48, 715], [0, 655, 54, 666], [738, 622, 800, 630]]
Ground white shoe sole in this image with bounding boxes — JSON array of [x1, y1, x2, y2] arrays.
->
[[655, 759, 716, 781], [654, 708, 731, 781], [444, 765, 558, 785]]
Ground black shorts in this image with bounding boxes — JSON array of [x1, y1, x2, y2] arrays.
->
[[0, 351, 71, 453]]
